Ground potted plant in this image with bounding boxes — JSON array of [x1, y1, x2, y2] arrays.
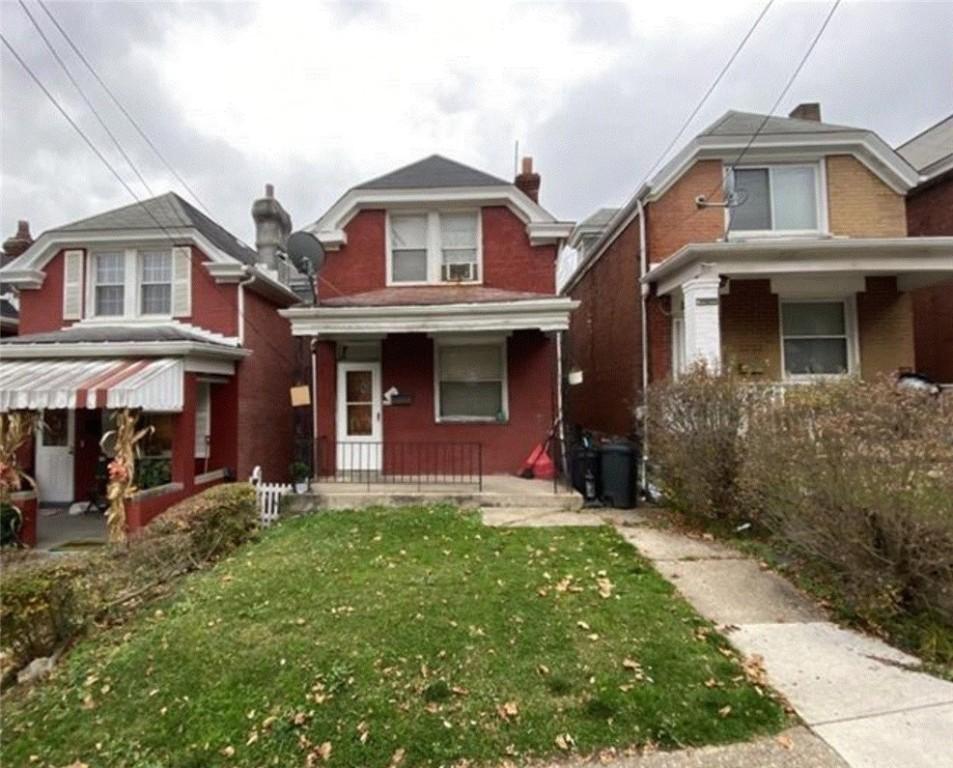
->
[[290, 461, 311, 494]]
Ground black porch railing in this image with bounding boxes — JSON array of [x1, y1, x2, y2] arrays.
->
[[309, 438, 483, 490]]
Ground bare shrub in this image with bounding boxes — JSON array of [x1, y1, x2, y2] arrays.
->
[[648, 365, 765, 521], [741, 379, 953, 626]]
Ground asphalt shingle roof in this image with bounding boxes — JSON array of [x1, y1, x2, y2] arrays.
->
[[577, 207, 619, 229], [354, 155, 509, 190], [897, 114, 953, 174], [58, 192, 259, 265], [1, 324, 232, 346], [701, 110, 859, 137]]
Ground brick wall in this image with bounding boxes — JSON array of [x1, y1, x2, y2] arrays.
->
[[565, 214, 641, 438], [235, 289, 297, 481], [857, 276, 915, 378], [826, 155, 907, 237], [646, 160, 725, 262], [18, 249, 67, 334], [720, 279, 781, 379], [907, 172, 953, 383], [317, 206, 556, 297], [189, 247, 239, 336]]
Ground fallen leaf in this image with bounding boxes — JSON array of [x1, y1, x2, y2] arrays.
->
[[596, 577, 614, 598], [537, 664, 550, 676], [555, 733, 575, 751], [718, 705, 732, 718], [451, 685, 469, 696], [389, 747, 406, 767], [577, 621, 591, 631], [777, 734, 794, 750], [220, 745, 235, 758], [497, 701, 519, 721]]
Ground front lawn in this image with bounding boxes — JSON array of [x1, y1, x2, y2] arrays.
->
[[2, 507, 785, 766]]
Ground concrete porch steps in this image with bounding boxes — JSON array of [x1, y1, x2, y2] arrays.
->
[[286, 476, 582, 512]]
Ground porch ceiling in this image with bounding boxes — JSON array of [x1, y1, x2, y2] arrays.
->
[[645, 236, 953, 295], [281, 296, 578, 336]]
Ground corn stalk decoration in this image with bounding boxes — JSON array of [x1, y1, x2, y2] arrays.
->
[[100, 408, 154, 544], [0, 410, 39, 504]]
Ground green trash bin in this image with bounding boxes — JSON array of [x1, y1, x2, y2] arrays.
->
[[599, 442, 637, 509]]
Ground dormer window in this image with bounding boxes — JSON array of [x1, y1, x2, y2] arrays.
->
[[729, 164, 822, 234], [388, 211, 481, 285]]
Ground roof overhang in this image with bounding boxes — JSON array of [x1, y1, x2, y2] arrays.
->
[[0, 339, 248, 372], [305, 186, 573, 250], [643, 236, 953, 296], [281, 297, 579, 336]]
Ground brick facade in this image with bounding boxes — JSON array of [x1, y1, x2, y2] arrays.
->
[[720, 280, 781, 379], [646, 160, 725, 263], [826, 155, 907, 238], [856, 276, 915, 378]]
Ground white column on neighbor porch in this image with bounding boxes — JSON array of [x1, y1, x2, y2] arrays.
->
[[681, 269, 722, 372]]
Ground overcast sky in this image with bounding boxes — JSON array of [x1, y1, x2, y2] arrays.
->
[[2, 0, 951, 247]]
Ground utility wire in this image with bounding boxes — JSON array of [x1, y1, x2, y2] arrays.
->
[[35, 0, 214, 216], [18, 0, 153, 198], [1, 32, 300, 369]]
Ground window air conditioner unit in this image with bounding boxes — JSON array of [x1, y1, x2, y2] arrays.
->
[[442, 262, 476, 282]]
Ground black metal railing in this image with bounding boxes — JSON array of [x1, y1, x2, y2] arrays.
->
[[313, 439, 483, 490]]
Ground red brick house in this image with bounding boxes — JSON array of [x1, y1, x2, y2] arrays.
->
[[0, 189, 304, 539], [563, 105, 953, 452], [897, 113, 953, 384], [282, 155, 575, 478]]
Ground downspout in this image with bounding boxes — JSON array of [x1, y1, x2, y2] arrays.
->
[[237, 266, 257, 346], [555, 329, 568, 480], [311, 337, 319, 478], [637, 198, 649, 497]]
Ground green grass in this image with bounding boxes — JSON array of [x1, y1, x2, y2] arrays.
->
[[1, 507, 785, 767]]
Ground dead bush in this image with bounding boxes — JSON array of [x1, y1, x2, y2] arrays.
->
[[648, 365, 766, 521], [741, 379, 953, 627]]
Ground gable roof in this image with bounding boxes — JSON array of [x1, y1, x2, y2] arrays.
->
[[58, 192, 259, 265], [355, 154, 509, 190], [700, 110, 859, 137], [896, 114, 953, 180]]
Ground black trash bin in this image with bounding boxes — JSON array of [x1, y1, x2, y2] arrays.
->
[[599, 442, 638, 508], [570, 444, 601, 503]]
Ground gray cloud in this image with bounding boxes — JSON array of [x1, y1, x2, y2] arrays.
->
[[2, 0, 951, 249]]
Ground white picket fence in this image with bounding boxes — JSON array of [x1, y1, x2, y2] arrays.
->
[[250, 468, 292, 527]]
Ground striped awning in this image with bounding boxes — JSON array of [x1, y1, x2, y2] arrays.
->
[[0, 358, 184, 412]]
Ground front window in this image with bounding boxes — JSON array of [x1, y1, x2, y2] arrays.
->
[[389, 211, 480, 285], [436, 342, 506, 421], [94, 252, 125, 316], [730, 165, 819, 232], [140, 250, 172, 315], [781, 301, 850, 376]]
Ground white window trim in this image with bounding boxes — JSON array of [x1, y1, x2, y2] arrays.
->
[[86, 247, 175, 321], [778, 296, 859, 381], [432, 335, 508, 424], [386, 210, 483, 287], [725, 162, 828, 240], [139, 249, 174, 318]]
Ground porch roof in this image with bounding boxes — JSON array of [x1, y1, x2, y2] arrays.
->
[[643, 236, 953, 295], [281, 295, 578, 336], [0, 357, 184, 412]]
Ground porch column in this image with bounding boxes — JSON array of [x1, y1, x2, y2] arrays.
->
[[682, 269, 722, 372]]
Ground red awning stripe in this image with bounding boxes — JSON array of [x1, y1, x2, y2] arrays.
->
[[91, 359, 153, 408], [74, 360, 134, 408]]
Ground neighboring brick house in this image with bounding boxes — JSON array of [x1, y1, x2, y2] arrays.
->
[[563, 104, 953, 449], [897, 114, 953, 384], [0, 190, 303, 540], [281, 155, 575, 477]]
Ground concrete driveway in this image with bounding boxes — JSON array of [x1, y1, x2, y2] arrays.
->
[[614, 517, 953, 768]]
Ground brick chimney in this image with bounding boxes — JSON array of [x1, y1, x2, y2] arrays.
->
[[515, 156, 541, 203], [2, 220, 33, 264], [251, 184, 292, 271], [789, 103, 821, 122]]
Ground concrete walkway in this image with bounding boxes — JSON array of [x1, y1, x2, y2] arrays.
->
[[614, 517, 953, 768]]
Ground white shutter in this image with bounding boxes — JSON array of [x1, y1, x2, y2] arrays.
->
[[62, 249, 84, 320], [171, 246, 191, 317]]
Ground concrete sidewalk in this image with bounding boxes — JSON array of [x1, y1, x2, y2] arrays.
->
[[614, 518, 953, 768]]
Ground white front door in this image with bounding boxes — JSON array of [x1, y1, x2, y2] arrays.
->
[[36, 409, 75, 503], [336, 362, 382, 472]]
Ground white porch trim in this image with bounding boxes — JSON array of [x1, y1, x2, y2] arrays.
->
[[680, 268, 722, 372], [281, 297, 578, 336]]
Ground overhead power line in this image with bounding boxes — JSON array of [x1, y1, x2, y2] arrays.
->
[[35, 0, 214, 216]]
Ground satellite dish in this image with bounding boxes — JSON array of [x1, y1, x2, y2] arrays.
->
[[286, 231, 325, 276]]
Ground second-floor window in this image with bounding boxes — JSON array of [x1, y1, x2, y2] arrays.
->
[[93, 252, 125, 316], [389, 211, 480, 285], [729, 164, 819, 233], [90, 248, 175, 318], [140, 250, 172, 315]]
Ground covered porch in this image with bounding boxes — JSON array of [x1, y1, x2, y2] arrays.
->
[[0, 350, 241, 545], [646, 237, 953, 384], [282, 292, 578, 484]]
